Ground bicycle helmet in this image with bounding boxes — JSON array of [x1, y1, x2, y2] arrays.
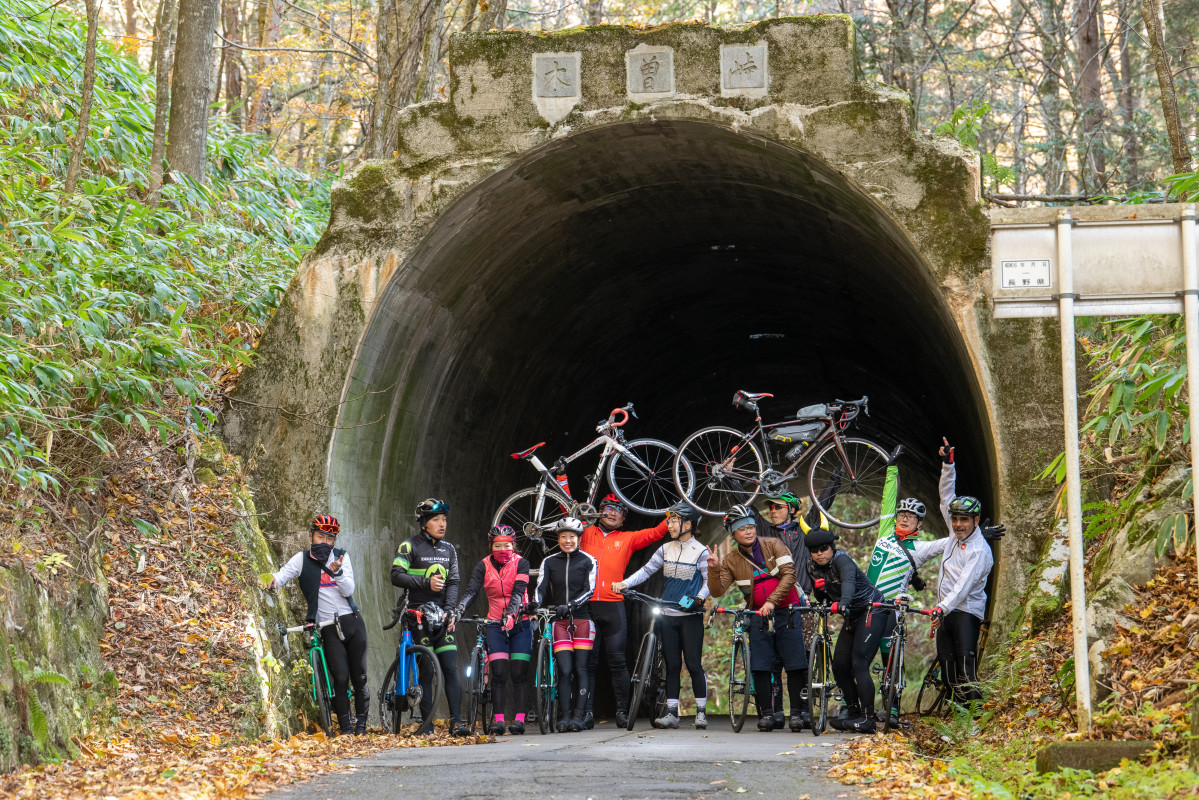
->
[[418, 601, 447, 634], [764, 492, 801, 513], [555, 517, 586, 535], [723, 503, 756, 533], [948, 495, 982, 517], [804, 528, 838, 550], [897, 497, 927, 520], [665, 500, 702, 526], [415, 498, 449, 525], [489, 524, 517, 542], [311, 514, 340, 534], [599, 493, 628, 514]]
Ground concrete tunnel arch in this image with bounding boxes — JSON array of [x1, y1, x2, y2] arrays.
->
[[324, 119, 995, 686], [222, 18, 1068, 716]]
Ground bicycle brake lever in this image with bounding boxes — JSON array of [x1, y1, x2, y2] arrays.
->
[[627, 403, 638, 419]]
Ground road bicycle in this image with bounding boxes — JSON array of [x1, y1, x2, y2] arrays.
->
[[799, 604, 836, 735], [869, 596, 935, 732], [378, 598, 444, 735], [277, 619, 346, 735], [459, 616, 492, 734], [531, 607, 561, 735], [494, 403, 695, 560], [672, 391, 889, 528], [708, 606, 756, 732], [622, 590, 676, 731], [914, 613, 990, 718]]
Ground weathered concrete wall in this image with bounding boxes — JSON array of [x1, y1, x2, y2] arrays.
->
[[223, 17, 1066, 691]]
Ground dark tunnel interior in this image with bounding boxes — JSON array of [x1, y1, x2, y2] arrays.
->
[[327, 120, 996, 706]]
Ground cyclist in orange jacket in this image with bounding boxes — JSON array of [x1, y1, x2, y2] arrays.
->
[[580, 493, 669, 728]]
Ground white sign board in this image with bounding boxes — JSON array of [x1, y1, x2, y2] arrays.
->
[[991, 204, 1199, 318]]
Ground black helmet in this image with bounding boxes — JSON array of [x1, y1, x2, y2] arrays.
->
[[722, 503, 756, 532], [804, 528, 837, 550], [666, 501, 703, 526], [418, 602, 447, 634], [948, 495, 982, 517], [415, 498, 449, 526]]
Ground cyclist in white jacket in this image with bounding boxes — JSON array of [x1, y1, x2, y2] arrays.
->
[[911, 438, 994, 707]]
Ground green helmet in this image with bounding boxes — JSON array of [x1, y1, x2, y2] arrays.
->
[[948, 495, 982, 516], [764, 492, 801, 513]]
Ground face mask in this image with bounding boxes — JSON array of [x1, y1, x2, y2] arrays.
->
[[310, 542, 334, 562], [492, 549, 514, 564]]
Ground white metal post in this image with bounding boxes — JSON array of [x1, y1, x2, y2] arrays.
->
[[1181, 205, 1199, 588], [1056, 208, 1092, 732]]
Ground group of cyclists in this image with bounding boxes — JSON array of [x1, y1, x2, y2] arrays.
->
[[270, 436, 1004, 738]]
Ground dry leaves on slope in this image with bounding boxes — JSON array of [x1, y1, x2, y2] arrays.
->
[[828, 736, 972, 800]]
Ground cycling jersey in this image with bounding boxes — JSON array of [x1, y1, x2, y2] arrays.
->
[[390, 533, 460, 609], [459, 554, 531, 621], [708, 536, 799, 610], [866, 463, 946, 600], [580, 520, 668, 602], [807, 549, 882, 613], [273, 549, 356, 623], [534, 549, 597, 616], [622, 538, 710, 615], [913, 461, 993, 619]]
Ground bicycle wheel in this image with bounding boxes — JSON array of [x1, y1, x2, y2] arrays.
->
[[880, 637, 902, 732], [729, 637, 751, 733], [310, 649, 334, 734], [916, 661, 948, 717], [646, 643, 669, 726], [534, 635, 557, 735], [493, 486, 572, 563], [674, 427, 765, 516], [808, 437, 890, 529], [627, 633, 656, 731], [400, 645, 441, 735], [607, 438, 694, 515], [467, 645, 488, 734], [807, 635, 829, 735]]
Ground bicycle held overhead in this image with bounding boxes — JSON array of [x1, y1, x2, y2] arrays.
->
[[493, 403, 695, 561], [672, 390, 891, 528]]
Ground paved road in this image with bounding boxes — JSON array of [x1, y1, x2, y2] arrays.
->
[[268, 719, 865, 800]]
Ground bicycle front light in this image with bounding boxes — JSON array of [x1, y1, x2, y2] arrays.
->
[[465, 665, 472, 677], [652, 607, 661, 615]]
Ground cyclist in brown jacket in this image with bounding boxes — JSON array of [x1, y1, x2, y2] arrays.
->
[[707, 503, 809, 732]]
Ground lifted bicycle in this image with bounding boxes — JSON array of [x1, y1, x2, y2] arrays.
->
[[673, 391, 889, 528], [494, 403, 695, 561]]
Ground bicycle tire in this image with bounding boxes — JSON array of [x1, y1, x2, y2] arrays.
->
[[647, 642, 669, 726], [493, 486, 572, 563], [916, 661, 948, 717], [608, 438, 695, 515], [379, 658, 399, 734], [807, 635, 829, 735], [626, 633, 656, 731], [400, 647, 443, 734], [467, 645, 488, 734], [674, 426, 765, 516], [880, 636, 902, 732], [729, 636, 751, 733], [807, 436, 890, 529], [534, 635, 557, 735], [310, 649, 334, 734]]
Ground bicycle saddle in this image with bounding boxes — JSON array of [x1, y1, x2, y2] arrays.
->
[[510, 442, 546, 459], [737, 390, 774, 400]]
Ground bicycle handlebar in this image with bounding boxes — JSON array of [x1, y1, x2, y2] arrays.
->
[[620, 589, 684, 609], [869, 601, 936, 616]]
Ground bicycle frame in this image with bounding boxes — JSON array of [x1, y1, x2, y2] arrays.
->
[[734, 400, 864, 485], [523, 420, 655, 510], [280, 620, 342, 708]]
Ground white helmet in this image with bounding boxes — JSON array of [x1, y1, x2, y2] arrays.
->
[[897, 497, 927, 520], [555, 517, 585, 534]]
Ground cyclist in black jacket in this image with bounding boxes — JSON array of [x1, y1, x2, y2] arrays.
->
[[805, 522, 891, 734], [390, 498, 469, 736], [534, 517, 598, 732]]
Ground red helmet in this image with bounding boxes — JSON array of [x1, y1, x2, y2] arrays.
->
[[311, 514, 340, 534], [600, 493, 628, 513]]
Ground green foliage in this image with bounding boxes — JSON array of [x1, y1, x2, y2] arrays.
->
[[0, 0, 330, 491], [934, 100, 1016, 190], [10, 648, 71, 751]]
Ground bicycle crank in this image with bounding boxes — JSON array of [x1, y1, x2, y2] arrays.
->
[[760, 469, 788, 495]]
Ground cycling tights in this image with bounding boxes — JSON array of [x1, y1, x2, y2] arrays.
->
[[752, 669, 806, 717], [936, 610, 982, 704], [658, 614, 707, 703], [586, 600, 629, 713], [319, 613, 369, 731], [555, 648, 592, 717], [831, 608, 895, 712]]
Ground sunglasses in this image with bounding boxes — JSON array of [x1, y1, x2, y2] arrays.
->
[[313, 523, 340, 534], [601, 506, 625, 514], [810, 544, 833, 553]]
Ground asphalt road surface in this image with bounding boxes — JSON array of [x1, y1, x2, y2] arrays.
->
[[267, 718, 866, 800]]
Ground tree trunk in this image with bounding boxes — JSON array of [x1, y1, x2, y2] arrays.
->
[[124, 0, 139, 41], [1141, 0, 1194, 175], [65, 0, 101, 193], [167, 0, 221, 180], [1115, 0, 1140, 185], [371, 0, 439, 159], [479, 0, 508, 31], [148, 0, 179, 199], [223, 0, 243, 129], [421, 1, 448, 101], [587, 0, 603, 25], [1076, 0, 1107, 193], [1037, 0, 1067, 194]]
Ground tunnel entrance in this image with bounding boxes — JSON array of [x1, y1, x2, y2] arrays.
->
[[324, 120, 994, 691]]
